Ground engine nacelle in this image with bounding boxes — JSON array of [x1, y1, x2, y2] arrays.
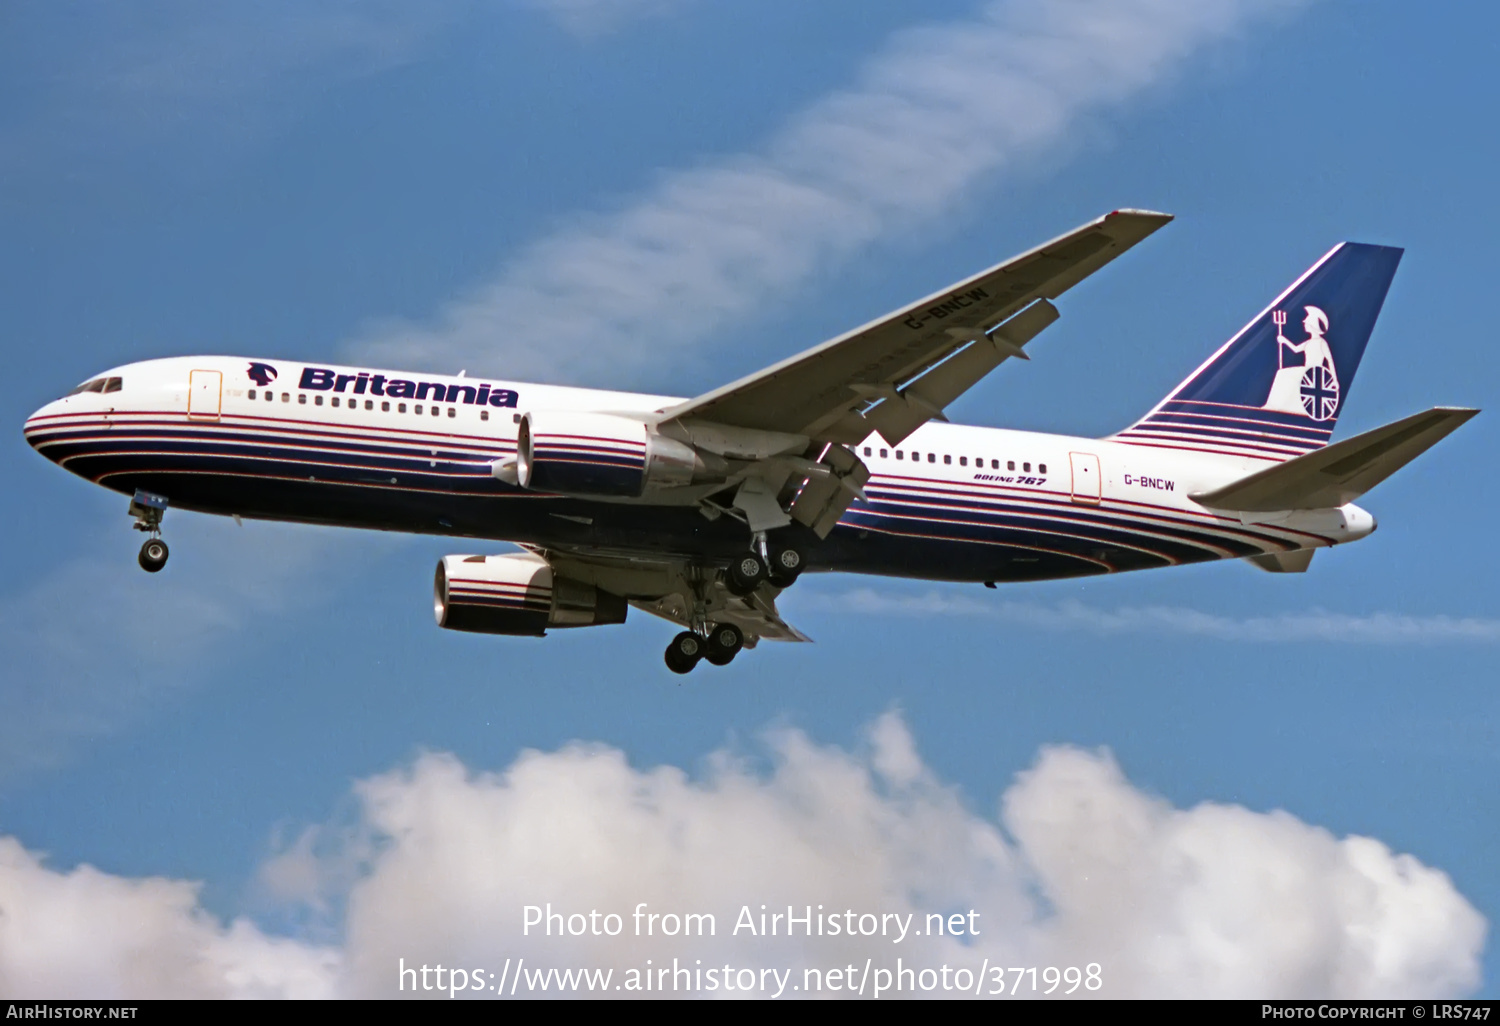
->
[[434, 553, 627, 636], [516, 411, 726, 498]]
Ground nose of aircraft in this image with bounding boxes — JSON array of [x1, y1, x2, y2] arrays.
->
[[24, 395, 80, 467], [24, 399, 59, 452]]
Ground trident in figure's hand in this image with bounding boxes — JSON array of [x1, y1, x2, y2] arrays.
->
[[1272, 310, 1288, 368]]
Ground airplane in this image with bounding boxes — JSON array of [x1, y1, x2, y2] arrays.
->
[[23, 210, 1478, 673]]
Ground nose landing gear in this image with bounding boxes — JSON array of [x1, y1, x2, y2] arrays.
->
[[129, 489, 170, 573]]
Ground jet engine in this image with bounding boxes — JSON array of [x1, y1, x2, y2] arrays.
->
[[515, 411, 727, 498], [434, 553, 627, 636]]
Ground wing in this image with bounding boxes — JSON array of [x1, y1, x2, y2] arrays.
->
[[529, 544, 810, 646], [630, 587, 809, 647], [659, 209, 1172, 447]]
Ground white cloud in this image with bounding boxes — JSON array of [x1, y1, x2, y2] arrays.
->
[[0, 838, 339, 999], [354, 0, 1307, 387], [3, 714, 1481, 998], [798, 586, 1500, 644]]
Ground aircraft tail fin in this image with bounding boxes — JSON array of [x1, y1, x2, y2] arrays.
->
[[1191, 406, 1477, 512], [1113, 242, 1403, 462]]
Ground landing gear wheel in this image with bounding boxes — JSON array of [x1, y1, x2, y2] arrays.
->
[[767, 543, 805, 587], [725, 552, 767, 596], [664, 631, 704, 674], [138, 538, 169, 573], [704, 622, 744, 666]]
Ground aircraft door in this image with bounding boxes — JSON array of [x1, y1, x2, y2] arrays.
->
[[1069, 451, 1101, 505], [188, 369, 222, 421]]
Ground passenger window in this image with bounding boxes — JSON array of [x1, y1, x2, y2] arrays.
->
[[928, 453, 936, 463], [398, 403, 407, 413], [480, 409, 489, 421], [513, 413, 521, 423], [1007, 460, 1015, 471], [879, 448, 888, 458], [1039, 463, 1047, 474], [943, 454, 951, 465], [434, 406, 442, 417], [330, 396, 339, 407], [298, 394, 307, 405], [315, 395, 324, 406], [863, 447, 871, 456], [248, 389, 256, 400], [959, 456, 967, 466], [282, 393, 289, 402], [381, 401, 390, 412], [991, 459, 999, 469], [1023, 462, 1030, 472], [365, 400, 373, 410], [414, 404, 423, 415], [896, 451, 903, 460]]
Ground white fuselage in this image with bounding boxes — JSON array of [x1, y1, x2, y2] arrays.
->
[[24, 355, 1375, 584]]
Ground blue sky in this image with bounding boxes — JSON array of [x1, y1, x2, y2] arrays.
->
[[1, 0, 1495, 999]]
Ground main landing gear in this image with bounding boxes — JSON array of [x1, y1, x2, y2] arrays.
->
[[664, 622, 744, 674], [129, 489, 170, 573], [666, 531, 808, 674], [724, 533, 805, 596]]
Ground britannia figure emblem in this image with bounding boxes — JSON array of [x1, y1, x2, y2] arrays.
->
[[1262, 305, 1339, 420]]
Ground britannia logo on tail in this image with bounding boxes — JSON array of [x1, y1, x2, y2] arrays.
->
[[1263, 306, 1339, 420]]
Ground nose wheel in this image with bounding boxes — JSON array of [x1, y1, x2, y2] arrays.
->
[[138, 537, 169, 573]]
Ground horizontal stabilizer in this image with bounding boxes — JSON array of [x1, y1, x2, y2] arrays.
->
[[1246, 550, 1315, 573], [1192, 407, 1478, 512]]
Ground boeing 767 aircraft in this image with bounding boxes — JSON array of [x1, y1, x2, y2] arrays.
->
[[24, 211, 1477, 672]]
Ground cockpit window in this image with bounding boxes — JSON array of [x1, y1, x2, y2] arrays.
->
[[66, 378, 107, 396], [64, 377, 122, 397]]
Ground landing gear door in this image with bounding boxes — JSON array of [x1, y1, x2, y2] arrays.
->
[[1069, 451, 1101, 505], [188, 369, 222, 421]]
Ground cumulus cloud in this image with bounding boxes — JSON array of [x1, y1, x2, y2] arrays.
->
[[353, 0, 1309, 386], [799, 586, 1500, 644], [2, 714, 1482, 998], [0, 838, 339, 999]]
